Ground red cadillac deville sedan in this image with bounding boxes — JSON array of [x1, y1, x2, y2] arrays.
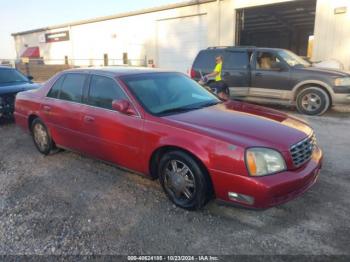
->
[[14, 68, 323, 210]]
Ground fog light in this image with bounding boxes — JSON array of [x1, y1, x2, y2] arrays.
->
[[228, 192, 254, 205]]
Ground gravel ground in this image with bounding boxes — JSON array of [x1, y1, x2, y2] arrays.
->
[[0, 105, 350, 255]]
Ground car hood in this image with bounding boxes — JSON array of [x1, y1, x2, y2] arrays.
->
[[164, 101, 313, 150], [298, 66, 350, 77], [0, 82, 41, 95]]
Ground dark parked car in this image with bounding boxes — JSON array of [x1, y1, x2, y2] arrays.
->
[[15, 68, 322, 210], [190, 47, 350, 115], [0, 66, 40, 119]]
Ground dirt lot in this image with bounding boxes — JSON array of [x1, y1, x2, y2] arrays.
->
[[0, 106, 350, 256]]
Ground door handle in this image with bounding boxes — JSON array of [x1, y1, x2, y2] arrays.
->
[[255, 72, 262, 77], [43, 105, 51, 112], [84, 115, 95, 123]]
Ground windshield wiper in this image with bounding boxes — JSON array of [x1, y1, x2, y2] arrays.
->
[[158, 101, 221, 116], [199, 100, 222, 107], [158, 106, 199, 115], [293, 63, 306, 68]]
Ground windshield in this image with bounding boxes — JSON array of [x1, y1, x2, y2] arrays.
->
[[121, 73, 220, 116], [277, 50, 311, 67], [0, 68, 29, 84]]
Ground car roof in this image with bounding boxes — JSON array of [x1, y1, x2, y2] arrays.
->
[[62, 66, 178, 77]]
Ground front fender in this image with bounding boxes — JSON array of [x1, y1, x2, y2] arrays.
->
[[142, 119, 247, 177], [142, 119, 213, 175], [292, 80, 334, 100]]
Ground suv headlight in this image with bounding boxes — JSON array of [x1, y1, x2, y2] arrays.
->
[[246, 148, 286, 176], [334, 77, 350, 86]]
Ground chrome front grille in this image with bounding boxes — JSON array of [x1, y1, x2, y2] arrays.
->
[[290, 134, 316, 167]]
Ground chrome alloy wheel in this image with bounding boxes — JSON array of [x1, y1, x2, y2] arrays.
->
[[163, 160, 196, 201], [301, 93, 322, 112], [33, 123, 49, 152]]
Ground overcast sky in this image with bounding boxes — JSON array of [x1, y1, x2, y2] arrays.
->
[[0, 0, 181, 59]]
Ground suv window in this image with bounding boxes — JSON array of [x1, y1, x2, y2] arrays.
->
[[59, 74, 86, 102], [193, 50, 222, 70], [223, 52, 249, 69], [256, 51, 281, 70], [88, 75, 127, 110], [0, 68, 28, 84], [47, 76, 65, 98]]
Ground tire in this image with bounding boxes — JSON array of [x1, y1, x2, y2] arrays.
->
[[31, 118, 55, 155], [158, 150, 211, 210], [224, 86, 230, 97], [296, 87, 330, 116]]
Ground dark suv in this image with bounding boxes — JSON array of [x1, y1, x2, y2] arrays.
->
[[0, 66, 39, 119], [190, 46, 350, 115]]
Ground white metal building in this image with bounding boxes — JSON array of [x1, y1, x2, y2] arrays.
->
[[12, 0, 350, 72]]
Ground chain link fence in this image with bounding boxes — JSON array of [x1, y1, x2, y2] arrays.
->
[[0, 56, 148, 82]]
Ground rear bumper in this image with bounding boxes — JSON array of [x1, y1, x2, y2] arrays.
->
[[210, 146, 323, 209], [14, 112, 29, 131]]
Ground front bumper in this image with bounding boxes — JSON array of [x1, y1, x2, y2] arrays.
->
[[0, 95, 15, 118], [210, 146, 323, 209], [332, 93, 350, 104]]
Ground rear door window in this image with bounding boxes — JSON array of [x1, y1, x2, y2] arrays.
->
[[223, 51, 249, 69], [193, 50, 222, 71], [88, 75, 127, 110], [47, 76, 65, 98], [59, 74, 86, 103]]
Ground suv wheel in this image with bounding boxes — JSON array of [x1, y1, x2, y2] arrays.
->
[[296, 87, 330, 116], [31, 118, 55, 155], [158, 151, 211, 210]]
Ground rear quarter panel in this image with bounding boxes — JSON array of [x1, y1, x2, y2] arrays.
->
[[14, 76, 56, 132], [14, 90, 43, 132]]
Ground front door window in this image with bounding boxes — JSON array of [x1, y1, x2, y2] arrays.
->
[[87, 75, 127, 110], [256, 52, 281, 70]]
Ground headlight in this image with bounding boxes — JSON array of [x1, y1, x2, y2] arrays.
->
[[246, 148, 286, 176], [334, 77, 350, 86]]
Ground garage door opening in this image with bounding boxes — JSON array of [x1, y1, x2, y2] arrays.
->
[[236, 0, 316, 57]]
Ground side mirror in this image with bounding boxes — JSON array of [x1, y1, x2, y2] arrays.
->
[[112, 99, 137, 116], [27, 75, 34, 81], [271, 62, 287, 71]]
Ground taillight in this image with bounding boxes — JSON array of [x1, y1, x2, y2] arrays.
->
[[190, 68, 196, 79]]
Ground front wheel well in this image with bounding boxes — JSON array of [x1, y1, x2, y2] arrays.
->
[[294, 84, 332, 106], [149, 145, 214, 196]]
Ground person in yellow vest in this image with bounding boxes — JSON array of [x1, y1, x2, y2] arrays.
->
[[204, 55, 229, 100]]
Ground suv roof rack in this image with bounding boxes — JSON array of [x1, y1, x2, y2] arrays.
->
[[207, 46, 231, 49], [207, 46, 256, 49]]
